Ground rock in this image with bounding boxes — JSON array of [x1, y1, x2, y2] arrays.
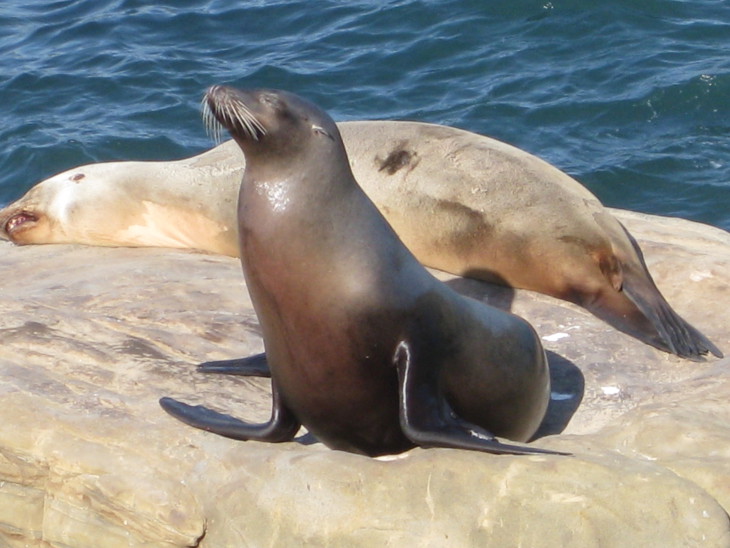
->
[[0, 210, 729, 547]]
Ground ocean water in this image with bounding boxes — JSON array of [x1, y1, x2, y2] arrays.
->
[[1, 0, 729, 230]]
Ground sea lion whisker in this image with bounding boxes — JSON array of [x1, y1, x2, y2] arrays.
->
[[202, 86, 267, 142], [229, 98, 266, 141], [221, 100, 247, 139], [224, 102, 243, 137], [201, 98, 224, 144]]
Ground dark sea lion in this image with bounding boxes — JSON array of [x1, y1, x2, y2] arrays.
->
[[0, 123, 720, 360], [160, 86, 559, 456]]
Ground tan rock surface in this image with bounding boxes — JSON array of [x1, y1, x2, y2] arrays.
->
[[0, 209, 729, 546]]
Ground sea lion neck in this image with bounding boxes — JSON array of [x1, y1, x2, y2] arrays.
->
[[241, 156, 358, 214]]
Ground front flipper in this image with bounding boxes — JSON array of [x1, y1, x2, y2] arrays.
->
[[159, 380, 299, 443], [393, 341, 568, 456], [198, 352, 271, 377]]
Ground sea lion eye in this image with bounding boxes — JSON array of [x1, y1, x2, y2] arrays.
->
[[260, 93, 280, 107], [312, 125, 334, 141]]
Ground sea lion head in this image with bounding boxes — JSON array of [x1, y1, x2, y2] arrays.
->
[[0, 165, 150, 247], [0, 207, 44, 244], [0, 161, 237, 253], [202, 85, 342, 168], [0, 170, 88, 245]]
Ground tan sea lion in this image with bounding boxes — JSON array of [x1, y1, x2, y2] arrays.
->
[[0, 142, 243, 256], [0, 122, 721, 360], [160, 85, 557, 456]]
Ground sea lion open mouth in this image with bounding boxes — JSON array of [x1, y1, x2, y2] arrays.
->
[[4, 212, 37, 235]]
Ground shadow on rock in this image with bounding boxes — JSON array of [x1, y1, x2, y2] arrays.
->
[[534, 350, 584, 439], [444, 275, 516, 312], [295, 432, 320, 446]]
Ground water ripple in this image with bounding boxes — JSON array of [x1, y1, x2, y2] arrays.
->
[[0, 0, 728, 228]]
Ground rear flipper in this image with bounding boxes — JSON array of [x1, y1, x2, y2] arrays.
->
[[159, 379, 299, 442], [589, 226, 722, 361], [393, 341, 568, 456], [198, 352, 271, 377]]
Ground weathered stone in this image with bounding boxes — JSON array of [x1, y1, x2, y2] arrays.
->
[[0, 210, 729, 546]]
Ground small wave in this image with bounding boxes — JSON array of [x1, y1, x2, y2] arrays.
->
[[0, 0, 728, 228]]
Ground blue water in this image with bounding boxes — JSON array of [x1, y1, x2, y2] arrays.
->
[[1, 0, 729, 230]]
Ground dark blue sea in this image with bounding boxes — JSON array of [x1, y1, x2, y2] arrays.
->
[[1, 0, 729, 230]]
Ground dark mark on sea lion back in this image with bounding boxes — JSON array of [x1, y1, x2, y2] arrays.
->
[[379, 147, 416, 175]]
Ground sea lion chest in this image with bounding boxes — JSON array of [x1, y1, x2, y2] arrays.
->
[[238, 173, 415, 453]]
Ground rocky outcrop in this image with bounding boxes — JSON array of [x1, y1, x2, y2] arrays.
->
[[0, 209, 729, 546]]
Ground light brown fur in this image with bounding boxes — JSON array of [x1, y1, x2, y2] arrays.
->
[[0, 121, 720, 358]]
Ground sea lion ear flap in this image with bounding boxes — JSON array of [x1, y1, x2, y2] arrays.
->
[[595, 250, 623, 292], [312, 124, 335, 141]]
